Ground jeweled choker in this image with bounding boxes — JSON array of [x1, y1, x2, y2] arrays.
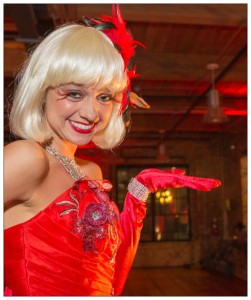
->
[[45, 144, 83, 181]]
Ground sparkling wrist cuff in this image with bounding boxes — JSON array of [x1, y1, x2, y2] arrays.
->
[[128, 178, 150, 202]]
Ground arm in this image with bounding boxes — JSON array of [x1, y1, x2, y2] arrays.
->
[[113, 168, 221, 295], [113, 191, 147, 295]]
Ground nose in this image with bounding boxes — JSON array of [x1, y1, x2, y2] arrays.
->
[[79, 95, 100, 123]]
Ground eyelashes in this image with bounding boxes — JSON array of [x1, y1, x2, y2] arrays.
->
[[55, 88, 84, 101], [65, 90, 83, 101], [54, 87, 114, 103], [97, 94, 114, 102]]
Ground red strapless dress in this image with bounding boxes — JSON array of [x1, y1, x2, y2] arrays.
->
[[4, 178, 146, 296]]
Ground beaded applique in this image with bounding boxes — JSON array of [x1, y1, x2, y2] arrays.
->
[[56, 179, 119, 263]]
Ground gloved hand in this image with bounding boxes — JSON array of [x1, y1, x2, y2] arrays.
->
[[136, 168, 221, 192], [128, 168, 221, 201]]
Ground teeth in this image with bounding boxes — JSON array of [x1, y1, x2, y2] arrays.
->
[[70, 121, 93, 130]]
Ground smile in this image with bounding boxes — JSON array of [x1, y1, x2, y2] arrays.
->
[[69, 120, 95, 134]]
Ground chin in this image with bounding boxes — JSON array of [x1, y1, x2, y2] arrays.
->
[[74, 139, 93, 147], [64, 135, 92, 146]]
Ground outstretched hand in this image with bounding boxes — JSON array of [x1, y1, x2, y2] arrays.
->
[[135, 168, 221, 192]]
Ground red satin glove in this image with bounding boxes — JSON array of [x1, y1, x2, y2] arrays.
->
[[135, 168, 221, 193]]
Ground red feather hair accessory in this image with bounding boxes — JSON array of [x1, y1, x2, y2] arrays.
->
[[82, 4, 145, 113]]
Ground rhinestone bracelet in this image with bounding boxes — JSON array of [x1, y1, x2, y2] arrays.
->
[[128, 178, 151, 202]]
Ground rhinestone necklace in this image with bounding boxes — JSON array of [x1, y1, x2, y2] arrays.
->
[[45, 144, 83, 181]]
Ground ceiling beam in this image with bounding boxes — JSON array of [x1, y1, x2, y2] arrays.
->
[[75, 4, 247, 27]]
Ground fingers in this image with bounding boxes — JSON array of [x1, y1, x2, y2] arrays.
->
[[164, 174, 221, 191], [173, 176, 221, 191]]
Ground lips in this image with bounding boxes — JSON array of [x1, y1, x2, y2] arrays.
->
[[69, 120, 95, 134]]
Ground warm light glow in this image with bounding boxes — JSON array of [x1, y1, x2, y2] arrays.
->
[[165, 196, 173, 203], [155, 225, 161, 241], [155, 226, 162, 240], [160, 197, 165, 204], [156, 189, 173, 204], [156, 233, 162, 241], [217, 84, 247, 97], [165, 190, 171, 196]]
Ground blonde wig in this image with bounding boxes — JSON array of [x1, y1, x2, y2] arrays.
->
[[9, 24, 128, 149]]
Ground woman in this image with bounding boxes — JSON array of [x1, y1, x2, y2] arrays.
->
[[4, 5, 220, 296]]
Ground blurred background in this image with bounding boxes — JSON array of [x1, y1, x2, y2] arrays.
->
[[4, 4, 247, 296]]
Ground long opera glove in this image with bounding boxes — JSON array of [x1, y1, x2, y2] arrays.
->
[[113, 188, 147, 295], [133, 168, 221, 195], [113, 169, 221, 295]]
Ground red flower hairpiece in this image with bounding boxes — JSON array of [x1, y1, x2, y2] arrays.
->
[[82, 4, 145, 113]]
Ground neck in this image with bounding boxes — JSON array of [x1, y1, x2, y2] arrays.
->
[[45, 142, 83, 181], [48, 139, 77, 159]]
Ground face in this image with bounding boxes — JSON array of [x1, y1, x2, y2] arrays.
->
[[44, 83, 115, 146]]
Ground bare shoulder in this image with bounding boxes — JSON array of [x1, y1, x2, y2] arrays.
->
[[5, 140, 48, 169], [4, 140, 49, 203], [76, 158, 103, 180]]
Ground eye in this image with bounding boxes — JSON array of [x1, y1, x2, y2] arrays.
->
[[66, 90, 84, 101], [97, 93, 113, 103]]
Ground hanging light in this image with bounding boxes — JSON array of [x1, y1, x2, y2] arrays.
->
[[156, 129, 170, 162], [202, 63, 230, 124], [156, 143, 169, 162]]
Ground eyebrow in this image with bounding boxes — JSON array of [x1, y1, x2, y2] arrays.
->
[[59, 83, 111, 92], [58, 83, 83, 88]]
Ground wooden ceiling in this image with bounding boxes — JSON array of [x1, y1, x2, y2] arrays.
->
[[4, 4, 247, 145]]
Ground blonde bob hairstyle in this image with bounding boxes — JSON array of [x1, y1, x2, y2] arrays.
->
[[9, 23, 128, 149]]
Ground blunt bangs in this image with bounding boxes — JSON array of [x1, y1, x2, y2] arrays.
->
[[44, 25, 127, 94]]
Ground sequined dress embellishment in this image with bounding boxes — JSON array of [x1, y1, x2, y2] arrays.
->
[[56, 179, 119, 263]]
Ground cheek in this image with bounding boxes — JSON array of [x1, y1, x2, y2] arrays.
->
[[57, 102, 76, 116], [46, 100, 77, 119]]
